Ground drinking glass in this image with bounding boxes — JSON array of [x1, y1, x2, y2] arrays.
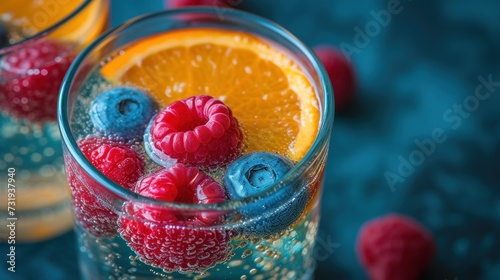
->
[[0, 0, 109, 241], [59, 8, 334, 280]]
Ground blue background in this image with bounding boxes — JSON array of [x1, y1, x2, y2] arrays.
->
[[2, 0, 500, 279]]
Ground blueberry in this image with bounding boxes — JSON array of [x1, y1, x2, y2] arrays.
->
[[224, 152, 308, 237], [89, 87, 157, 140], [0, 23, 9, 47]]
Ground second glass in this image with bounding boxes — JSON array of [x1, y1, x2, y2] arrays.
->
[[0, 0, 109, 241]]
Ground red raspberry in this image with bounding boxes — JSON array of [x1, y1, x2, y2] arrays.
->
[[168, 0, 233, 9], [0, 39, 76, 122], [150, 95, 242, 168], [67, 136, 145, 237], [357, 214, 436, 280], [119, 163, 231, 272], [313, 45, 356, 112]]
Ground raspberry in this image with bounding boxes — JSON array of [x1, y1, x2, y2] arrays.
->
[[357, 214, 436, 280], [149, 95, 242, 168], [0, 39, 76, 122], [168, 0, 232, 9], [313, 45, 356, 111], [119, 163, 231, 272], [67, 136, 145, 237]]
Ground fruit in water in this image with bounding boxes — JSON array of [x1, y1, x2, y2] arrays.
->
[[0, 39, 75, 122], [68, 136, 145, 237], [89, 87, 157, 140], [100, 28, 320, 162], [148, 95, 242, 168], [224, 152, 307, 237], [357, 214, 436, 280], [313, 45, 356, 111], [119, 163, 231, 272]]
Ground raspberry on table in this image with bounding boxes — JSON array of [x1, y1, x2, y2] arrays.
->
[[357, 214, 436, 280], [0, 39, 76, 122], [119, 163, 232, 272], [68, 136, 145, 237], [148, 95, 242, 169], [313, 45, 356, 112]]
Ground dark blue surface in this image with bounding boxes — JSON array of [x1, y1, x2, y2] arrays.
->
[[2, 0, 500, 279]]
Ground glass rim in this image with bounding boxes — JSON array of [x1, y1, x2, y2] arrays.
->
[[0, 0, 95, 55], [58, 7, 335, 211]]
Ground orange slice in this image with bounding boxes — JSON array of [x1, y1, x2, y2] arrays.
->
[[0, 0, 107, 45], [101, 28, 320, 162]]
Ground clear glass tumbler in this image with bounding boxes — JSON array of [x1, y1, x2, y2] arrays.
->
[[59, 8, 334, 280], [0, 0, 109, 241]]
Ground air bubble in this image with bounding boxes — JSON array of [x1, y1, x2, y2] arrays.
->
[[127, 268, 137, 273], [241, 250, 253, 259], [43, 147, 55, 157], [263, 263, 273, 271], [273, 239, 283, 247], [194, 272, 211, 279], [4, 153, 14, 162], [228, 260, 243, 267], [31, 153, 42, 162]]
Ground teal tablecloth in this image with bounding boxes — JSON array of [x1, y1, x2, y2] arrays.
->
[[2, 0, 499, 279]]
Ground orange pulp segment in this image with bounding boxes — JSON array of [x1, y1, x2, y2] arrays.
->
[[0, 0, 107, 45], [100, 28, 320, 162]]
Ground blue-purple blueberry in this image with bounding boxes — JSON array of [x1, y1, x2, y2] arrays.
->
[[89, 87, 157, 140], [224, 152, 307, 237]]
